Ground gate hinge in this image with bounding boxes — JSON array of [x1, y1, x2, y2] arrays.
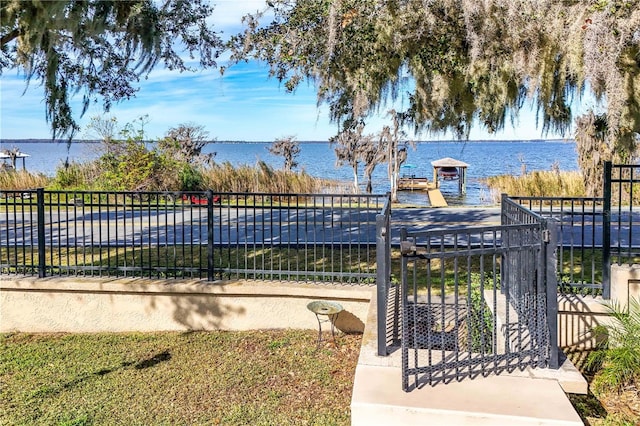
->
[[542, 229, 551, 243]]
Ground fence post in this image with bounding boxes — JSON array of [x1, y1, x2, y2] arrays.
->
[[376, 193, 392, 356], [36, 188, 46, 278], [545, 219, 559, 369], [399, 227, 410, 391], [207, 190, 214, 281], [500, 194, 508, 296], [387, 197, 399, 345], [602, 161, 612, 299], [376, 212, 387, 356]]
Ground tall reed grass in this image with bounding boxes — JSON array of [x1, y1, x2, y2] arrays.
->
[[482, 170, 586, 201], [202, 161, 346, 194], [0, 169, 50, 191], [2, 159, 345, 195]]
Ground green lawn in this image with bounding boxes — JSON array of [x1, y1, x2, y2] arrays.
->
[[1, 330, 361, 426], [0, 245, 378, 283], [4, 244, 622, 291]]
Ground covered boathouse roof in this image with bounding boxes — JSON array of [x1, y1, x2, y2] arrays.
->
[[430, 157, 469, 168]]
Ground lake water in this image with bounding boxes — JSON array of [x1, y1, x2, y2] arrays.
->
[[0, 139, 579, 206]]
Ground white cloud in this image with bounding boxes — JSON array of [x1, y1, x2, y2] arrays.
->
[[210, 0, 269, 32], [0, 3, 576, 144]]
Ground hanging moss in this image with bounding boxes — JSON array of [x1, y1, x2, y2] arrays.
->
[[231, 0, 640, 195]]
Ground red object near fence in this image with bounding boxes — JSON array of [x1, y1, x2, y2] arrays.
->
[[181, 194, 220, 205]]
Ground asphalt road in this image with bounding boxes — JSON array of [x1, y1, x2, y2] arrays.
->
[[3, 205, 640, 248]]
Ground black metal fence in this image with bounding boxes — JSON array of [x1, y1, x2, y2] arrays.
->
[[398, 217, 558, 389], [606, 162, 640, 268], [505, 162, 640, 299], [506, 194, 607, 297], [500, 197, 559, 370], [0, 189, 387, 284], [375, 195, 397, 356]]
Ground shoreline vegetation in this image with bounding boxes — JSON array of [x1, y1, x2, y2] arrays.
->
[[1, 138, 575, 144], [1, 132, 587, 200], [482, 170, 586, 202], [0, 163, 586, 201], [1, 134, 584, 200], [2, 131, 350, 194], [0, 162, 346, 195]]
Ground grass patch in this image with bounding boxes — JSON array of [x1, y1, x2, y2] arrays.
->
[[0, 194, 381, 212], [400, 252, 501, 297], [0, 245, 378, 283], [4, 244, 620, 291], [557, 249, 640, 295], [0, 245, 506, 288], [1, 330, 361, 425]]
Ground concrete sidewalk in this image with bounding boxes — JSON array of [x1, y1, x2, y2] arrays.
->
[[352, 365, 583, 426], [350, 294, 586, 426]]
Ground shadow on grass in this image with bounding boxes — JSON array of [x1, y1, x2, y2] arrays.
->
[[62, 351, 172, 395], [134, 350, 172, 369]]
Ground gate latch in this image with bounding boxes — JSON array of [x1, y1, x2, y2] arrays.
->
[[400, 241, 416, 255], [542, 229, 551, 243]]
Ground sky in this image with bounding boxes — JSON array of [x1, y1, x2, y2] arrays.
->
[[0, 1, 585, 142]]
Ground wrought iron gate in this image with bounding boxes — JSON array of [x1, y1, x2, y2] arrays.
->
[[400, 218, 558, 390]]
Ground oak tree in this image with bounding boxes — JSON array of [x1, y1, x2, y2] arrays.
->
[[1, 0, 222, 140], [231, 0, 640, 196], [268, 135, 301, 171], [159, 122, 215, 166]]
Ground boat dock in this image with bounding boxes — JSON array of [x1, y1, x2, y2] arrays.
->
[[398, 157, 470, 208], [397, 177, 431, 191], [427, 188, 447, 207], [397, 177, 448, 207], [0, 149, 30, 171]]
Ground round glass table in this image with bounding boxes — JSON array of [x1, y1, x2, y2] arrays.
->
[[307, 301, 343, 347]]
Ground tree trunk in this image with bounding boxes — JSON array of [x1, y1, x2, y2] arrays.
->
[[352, 167, 360, 193], [390, 170, 398, 202]]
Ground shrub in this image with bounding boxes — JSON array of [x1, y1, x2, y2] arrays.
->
[[51, 161, 101, 190], [93, 139, 181, 191], [178, 164, 205, 191], [586, 297, 640, 395]]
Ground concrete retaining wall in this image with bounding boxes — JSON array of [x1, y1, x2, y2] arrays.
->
[[557, 295, 610, 350], [558, 263, 640, 350], [611, 263, 640, 311], [0, 277, 372, 334], [4, 264, 640, 350]]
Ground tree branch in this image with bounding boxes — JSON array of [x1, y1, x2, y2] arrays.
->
[[1, 28, 20, 47]]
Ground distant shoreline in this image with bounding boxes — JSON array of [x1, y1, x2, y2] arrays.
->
[[1, 138, 575, 145], [0, 139, 580, 205]]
